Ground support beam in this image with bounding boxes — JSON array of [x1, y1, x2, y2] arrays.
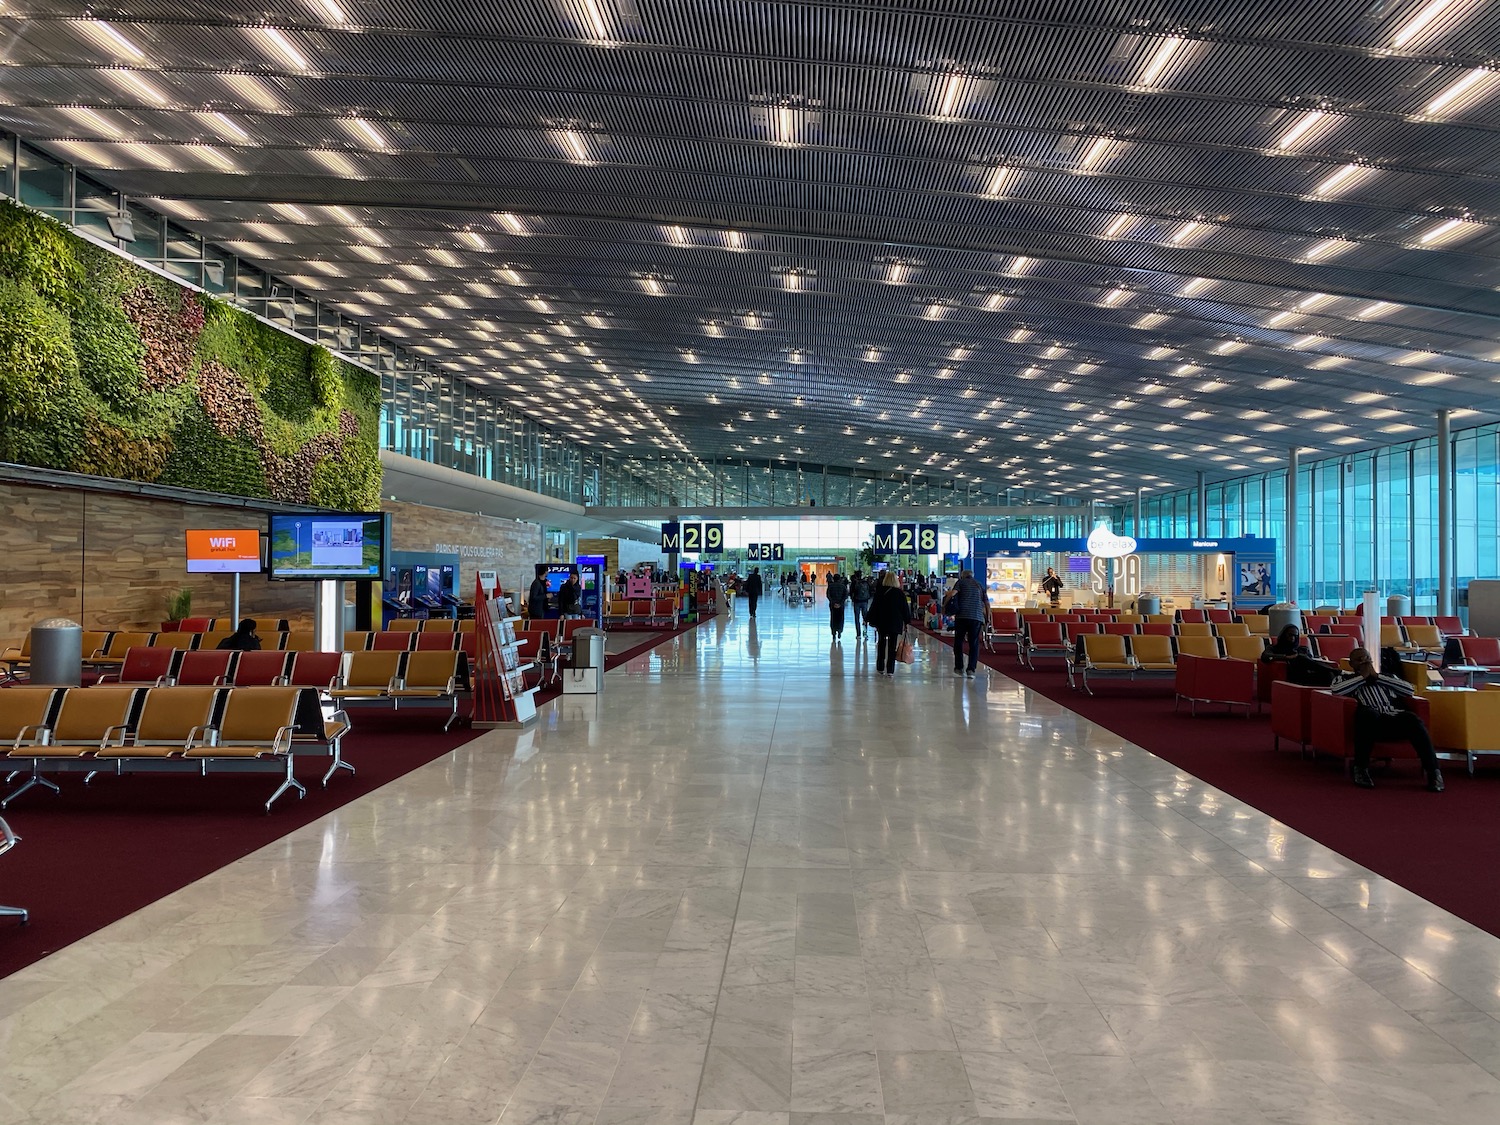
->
[[1285, 447, 1299, 604], [1196, 471, 1207, 538], [1438, 409, 1452, 616]]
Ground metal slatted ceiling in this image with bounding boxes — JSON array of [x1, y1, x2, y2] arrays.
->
[[7, 4, 1500, 497]]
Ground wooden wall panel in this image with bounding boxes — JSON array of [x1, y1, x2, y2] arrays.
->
[[383, 500, 541, 602], [0, 481, 313, 637], [0, 483, 545, 640]]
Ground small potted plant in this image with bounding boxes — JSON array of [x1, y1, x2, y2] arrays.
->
[[161, 586, 193, 632]]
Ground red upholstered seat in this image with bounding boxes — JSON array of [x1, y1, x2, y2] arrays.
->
[[1458, 636, 1500, 669], [1308, 690, 1430, 769], [1270, 680, 1322, 754], [1174, 654, 1254, 716]]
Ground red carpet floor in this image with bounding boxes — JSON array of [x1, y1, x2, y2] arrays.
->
[[0, 626, 690, 979], [946, 632, 1500, 938]]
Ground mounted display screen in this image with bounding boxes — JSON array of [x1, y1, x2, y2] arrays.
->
[[185, 529, 262, 574], [268, 512, 388, 580]]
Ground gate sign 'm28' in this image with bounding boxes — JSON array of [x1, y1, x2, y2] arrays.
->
[[872, 523, 940, 555]]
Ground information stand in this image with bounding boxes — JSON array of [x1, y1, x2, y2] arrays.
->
[[471, 577, 538, 728]]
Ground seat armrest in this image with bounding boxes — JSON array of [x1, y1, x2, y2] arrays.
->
[[98, 725, 130, 750], [186, 725, 218, 751]]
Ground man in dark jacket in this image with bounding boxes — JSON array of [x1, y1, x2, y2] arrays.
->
[[947, 570, 987, 678], [849, 571, 872, 638], [744, 568, 763, 617], [527, 574, 549, 620], [216, 619, 262, 651]]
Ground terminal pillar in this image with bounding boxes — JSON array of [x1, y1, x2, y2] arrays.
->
[[1438, 409, 1452, 616], [1285, 447, 1299, 604]]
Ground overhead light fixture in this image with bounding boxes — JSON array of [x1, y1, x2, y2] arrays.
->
[[1100, 287, 1129, 306], [203, 261, 225, 286], [496, 212, 529, 234], [308, 149, 360, 176], [250, 26, 311, 71], [1103, 213, 1133, 238], [1356, 300, 1397, 319], [1391, 0, 1465, 48], [105, 211, 136, 241], [579, 0, 612, 40], [1179, 277, 1213, 296], [102, 69, 168, 105], [639, 276, 664, 295], [200, 111, 250, 142], [1303, 237, 1356, 260], [1136, 35, 1188, 87], [344, 117, 389, 150], [1134, 312, 1168, 329], [194, 145, 238, 172], [1077, 136, 1114, 169], [922, 301, 949, 320], [458, 230, 488, 251], [935, 72, 966, 117], [1417, 217, 1480, 246], [1275, 110, 1329, 150], [60, 106, 118, 136], [76, 20, 147, 62], [1426, 67, 1499, 115], [1310, 163, 1366, 199], [1167, 220, 1207, 245], [983, 165, 1015, 197], [219, 73, 282, 112], [556, 128, 592, 163], [885, 260, 908, 284]]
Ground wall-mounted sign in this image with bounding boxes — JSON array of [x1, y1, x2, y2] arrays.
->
[[661, 521, 681, 551], [872, 522, 939, 555], [747, 542, 785, 561], [1085, 527, 1138, 558], [661, 521, 724, 554], [702, 522, 724, 554]]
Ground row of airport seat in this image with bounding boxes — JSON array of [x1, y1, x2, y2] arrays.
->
[[603, 598, 681, 628], [0, 684, 347, 813]]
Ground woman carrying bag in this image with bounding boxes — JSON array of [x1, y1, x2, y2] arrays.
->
[[869, 570, 913, 676]]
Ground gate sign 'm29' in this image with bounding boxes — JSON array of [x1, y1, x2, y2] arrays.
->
[[660, 522, 724, 554]]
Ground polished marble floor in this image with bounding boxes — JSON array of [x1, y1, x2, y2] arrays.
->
[[3, 596, 1500, 1125]]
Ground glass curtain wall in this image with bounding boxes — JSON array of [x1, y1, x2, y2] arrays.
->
[[1138, 424, 1500, 614]]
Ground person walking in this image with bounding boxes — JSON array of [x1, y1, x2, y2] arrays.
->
[[744, 567, 763, 617], [868, 570, 912, 676], [946, 569, 986, 678], [849, 570, 872, 638], [827, 571, 850, 641]]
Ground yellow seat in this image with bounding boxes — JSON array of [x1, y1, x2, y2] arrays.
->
[[151, 632, 200, 651], [390, 650, 462, 730], [1176, 622, 1214, 637], [387, 619, 422, 633], [97, 686, 220, 759], [1240, 614, 1269, 635], [1428, 689, 1500, 773], [419, 619, 457, 633], [1379, 624, 1411, 650], [330, 650, 404, 698], [1175, 636, 1222, 660], [90, 632, 154, 666], [281, 631, 316, 652], [1221, 635, 1267, 662], [1404, 624, 1443, 651], [1214, 622, 1251, 638], [1074, 634, 1133, 695], [1128, 634, 1176, 671], [3, 687, 138, 806], [0, 687, 58, 747]]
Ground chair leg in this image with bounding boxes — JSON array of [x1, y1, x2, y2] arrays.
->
[[321, 738, 355, 787], [2, 770, 60, 809], [0, 905, 26, 925], [266, 759, 307, 813]]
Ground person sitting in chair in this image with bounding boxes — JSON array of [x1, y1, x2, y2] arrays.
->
[[1331, 647, 1442, 792]]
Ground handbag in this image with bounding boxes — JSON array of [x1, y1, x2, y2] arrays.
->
[[895, 630, 915, 664]]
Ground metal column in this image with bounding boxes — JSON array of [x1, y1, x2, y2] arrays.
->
[[1285, 447, 1298, 604], [1438, 409, 1452, 616], [1135, 486, 1144, 536], [1196, 471, 1207, 537]]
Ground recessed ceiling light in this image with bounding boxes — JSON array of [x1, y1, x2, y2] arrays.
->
[[76, 20, 147, 62], [1310, 163, 1368, 199], [1391, 0, 1466, 48], [1417, 217, 1480, 246], [1276, 110, 1330, 150], [1426, 68, 1500, 115], [250, 26, 311, 71], [1136, 35, 1189, 87]]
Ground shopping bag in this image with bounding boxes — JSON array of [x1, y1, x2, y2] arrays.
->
[[895, 631, 915, 664]]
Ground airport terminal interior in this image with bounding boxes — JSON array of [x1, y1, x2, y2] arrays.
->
[[4, 2, 1500, 1122]]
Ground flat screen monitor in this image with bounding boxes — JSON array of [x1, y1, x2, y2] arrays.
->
[[1067, 554, 1093, 574], [268, 512, 388, 580], [185, 529, 263, 574], [544, 564, 575, 595]]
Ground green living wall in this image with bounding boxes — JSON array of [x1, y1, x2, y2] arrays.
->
[[0, 199, 381, 508]]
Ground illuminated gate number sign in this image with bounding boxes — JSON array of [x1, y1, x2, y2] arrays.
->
[[746, 543, 784, 561], [661, 522, 725, 554], [873, 522, 939, 555]]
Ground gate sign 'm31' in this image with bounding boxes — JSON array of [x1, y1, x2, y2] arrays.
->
[[872, 523, 940, 555]]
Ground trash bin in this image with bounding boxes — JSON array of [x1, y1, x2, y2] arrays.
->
[[1267, 603, 1302, 638], [563, 627, 606, 695], [29, 617, 83, 686], [1387, 594, 1412, 618], [1136, 594, 1161, 617]]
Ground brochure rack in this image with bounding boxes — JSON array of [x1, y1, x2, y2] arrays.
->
[[472, 577, 537, 727]]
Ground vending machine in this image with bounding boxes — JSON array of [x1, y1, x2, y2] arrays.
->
[[575, 555, 606, 626]]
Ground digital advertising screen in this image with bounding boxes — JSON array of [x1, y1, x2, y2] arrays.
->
[[268, 512, 388, 580], [185, 529, 263, 574]]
